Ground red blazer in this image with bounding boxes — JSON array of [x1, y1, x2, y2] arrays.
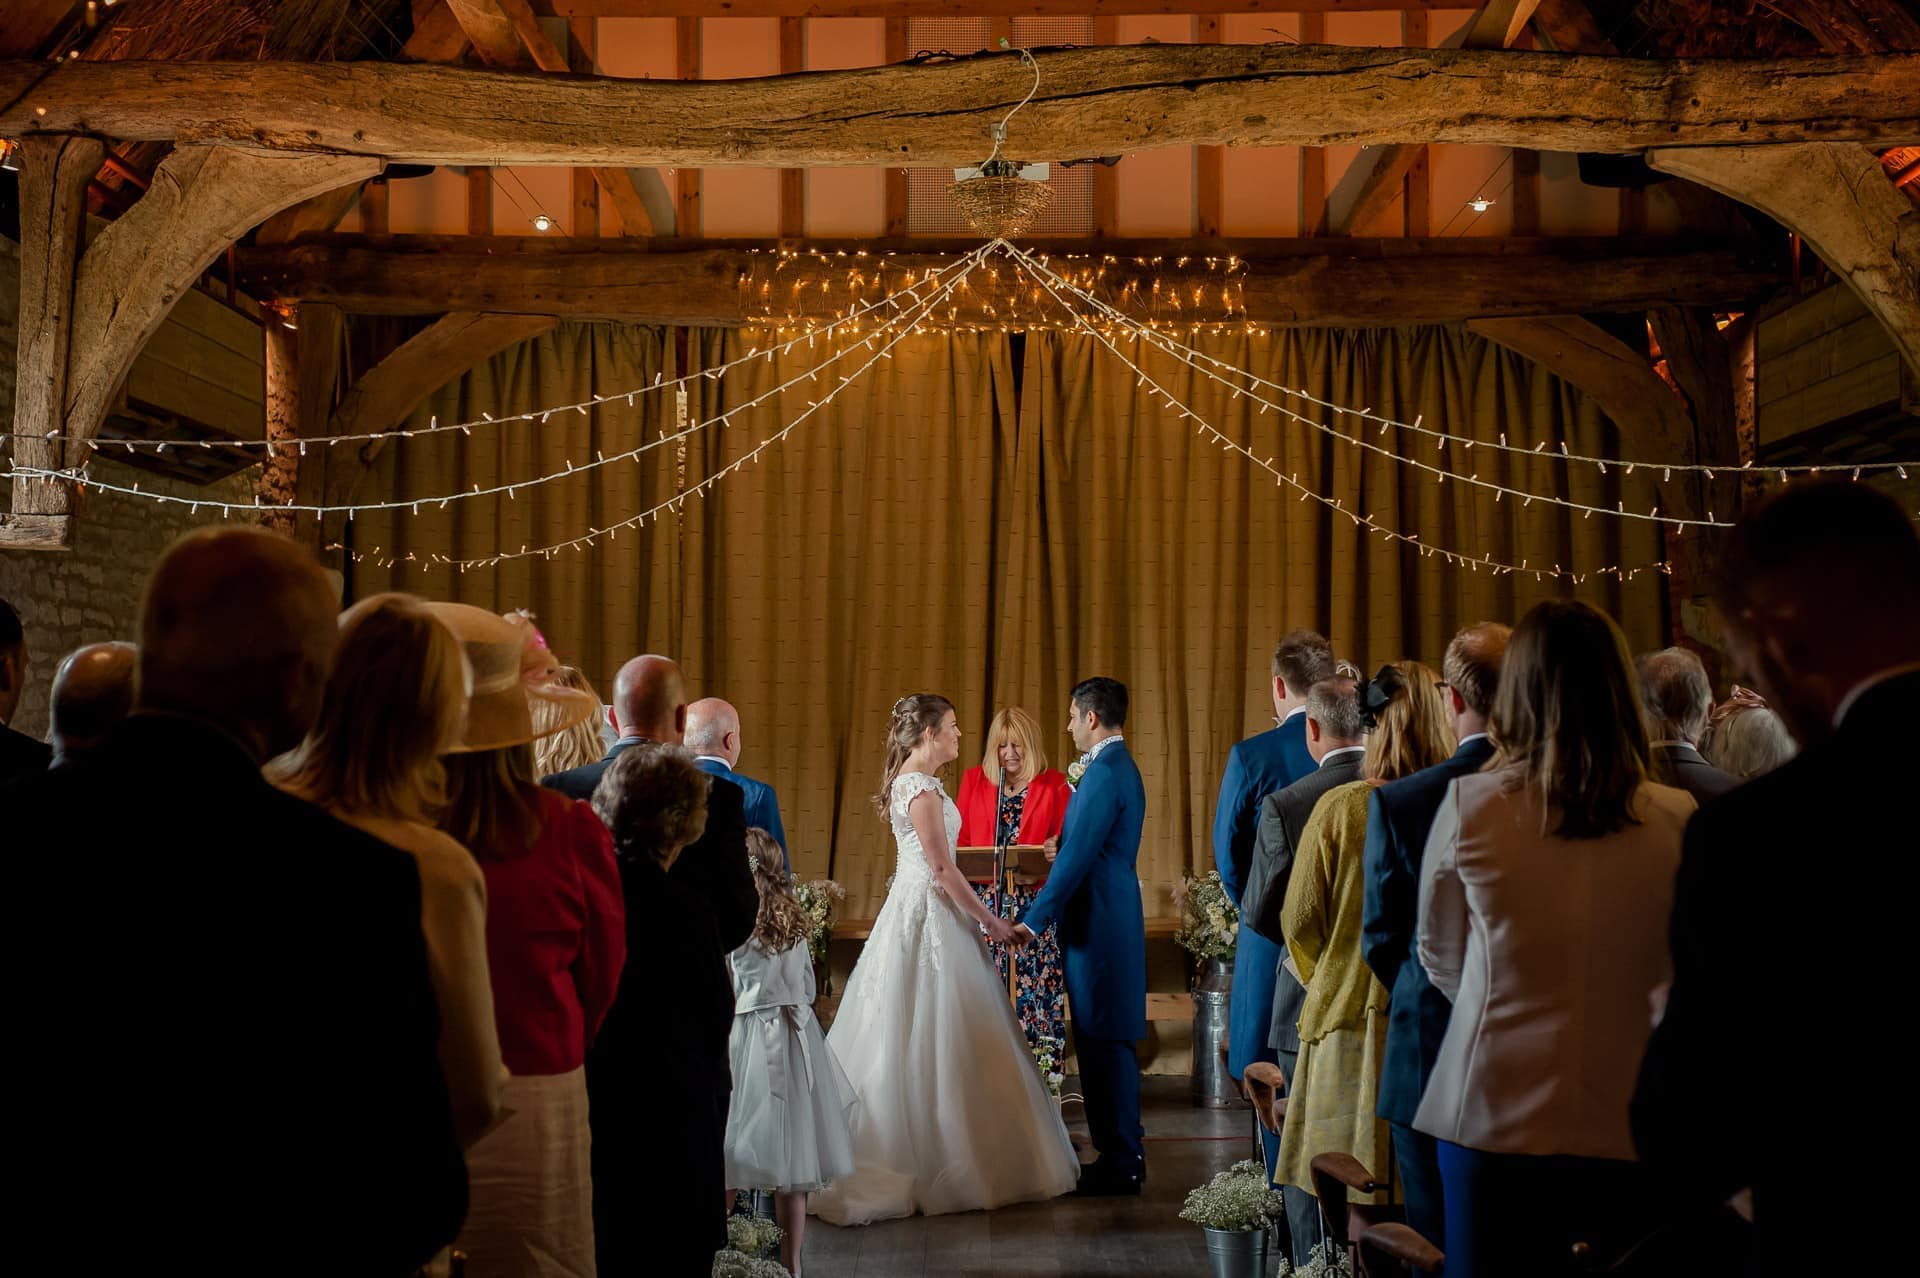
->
[[956, 766, 1072, 849]]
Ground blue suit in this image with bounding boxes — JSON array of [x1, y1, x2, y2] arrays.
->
[[693, 757, 788, 872], [1214, 715, 1315, 1179], [1360, 734, 1497, 1249], [1024, 738, 1147, 1175]]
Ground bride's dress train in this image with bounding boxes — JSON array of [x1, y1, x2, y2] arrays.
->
[[810, 771, 1079, 1226]]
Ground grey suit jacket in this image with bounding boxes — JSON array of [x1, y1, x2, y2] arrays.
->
[[1652, 742, 1740, 805], [1243, 748, 1367, 1054]]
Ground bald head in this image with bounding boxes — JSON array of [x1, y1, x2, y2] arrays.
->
[[51, 642, 137, 760], [612, 654, 687, 744], [137, 528, 340, 761], [685, 697, 741, 765]]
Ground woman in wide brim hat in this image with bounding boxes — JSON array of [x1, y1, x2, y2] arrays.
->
[[430, 603, 627, 1278]]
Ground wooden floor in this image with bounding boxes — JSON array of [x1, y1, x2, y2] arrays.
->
[[803, 1076, 1253, 1277]]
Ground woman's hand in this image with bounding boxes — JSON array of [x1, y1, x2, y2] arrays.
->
[[1042, 835, 1059, 862], [983, 914, 1019, 946]]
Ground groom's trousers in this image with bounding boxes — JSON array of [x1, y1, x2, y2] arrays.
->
[[1077, 1035, 1146, 1175]]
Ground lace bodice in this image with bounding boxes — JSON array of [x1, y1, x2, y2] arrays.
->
[[889, 771, 961, 892]]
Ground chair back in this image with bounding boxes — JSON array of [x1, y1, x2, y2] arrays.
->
[[1358, 1223, 1443, 1277]]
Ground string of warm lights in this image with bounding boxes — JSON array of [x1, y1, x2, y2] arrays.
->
[[12, 256, 982, 457], [1005, 245, 1725, 530], [7, 249, 994, 516], [330, 245, 993, 571], [1000, 243, 1918, 487], [1014, 250, 1670, 585]]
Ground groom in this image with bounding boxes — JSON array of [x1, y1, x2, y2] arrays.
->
[[1013, 677, 1148, 1196]]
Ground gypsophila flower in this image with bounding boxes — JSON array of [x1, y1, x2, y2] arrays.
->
[[711, 1249, 789, 1278], [1277, 1241, 1355, 1277], [793, 878, 846, 964], [1174, 870, 1239, 961], [725, 1215, 784, 1258], [1178, 1158, 1286, 1231]]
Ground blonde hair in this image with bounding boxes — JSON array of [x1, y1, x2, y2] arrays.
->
[[535, 665, 606, 777], [747, 827, 808, 954], [981, 706, 1049, 789], [873, 694, 954, 818], [1362, 660, 1455, 783], [279, 593, 469, 825]]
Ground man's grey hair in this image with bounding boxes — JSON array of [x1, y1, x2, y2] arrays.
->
[[1306, 677, 1365, 743], [1637, 647, 1713, 744]]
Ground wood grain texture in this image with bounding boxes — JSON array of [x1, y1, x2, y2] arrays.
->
[[5, 48, 1915, 166]]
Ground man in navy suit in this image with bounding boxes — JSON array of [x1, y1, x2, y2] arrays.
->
[[1213, 629, 1334, 1179], [1015, 676, 1148, 1196], [1361, 621, 1509, 1249], [686, 696, 789, 871]]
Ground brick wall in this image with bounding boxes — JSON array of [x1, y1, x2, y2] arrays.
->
[[1, 238, 257, 742]]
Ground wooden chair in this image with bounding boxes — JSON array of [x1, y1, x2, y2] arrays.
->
[[1310, 1152, 1404, 1277], [1358, 1223, 1443, 1277], [1242, 1061, 1289, 1135]]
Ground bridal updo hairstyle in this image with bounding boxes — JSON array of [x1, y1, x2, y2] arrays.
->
[[1358, 660, 1455, 784], [593, 741, 710, 869], [874, 693, 956, 817], [1490, 598, 1651, 839]]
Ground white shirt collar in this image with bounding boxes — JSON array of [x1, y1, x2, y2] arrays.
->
[[1282, 705, 1306, 723], [1649, 739, 1700, 753], [1458, 732, 1489, 747], [1318, 745, 1366, 766], [1835, 662, 1920, 728], [693, 755, 732, 769], [1087, 733, 1125, 760]]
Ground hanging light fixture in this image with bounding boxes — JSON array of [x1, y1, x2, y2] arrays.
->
[[1467, 196, 1495, 213], [947, 45, 1054, 240]]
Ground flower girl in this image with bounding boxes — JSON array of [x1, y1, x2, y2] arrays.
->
[[725, 829, 856, 1278]]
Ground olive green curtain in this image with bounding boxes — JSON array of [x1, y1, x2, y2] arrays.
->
[[353, 321, 1666, 918]]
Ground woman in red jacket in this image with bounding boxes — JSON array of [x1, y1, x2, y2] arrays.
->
[[957, 706, 1072, 1059]]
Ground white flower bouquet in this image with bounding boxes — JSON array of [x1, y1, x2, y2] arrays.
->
[[1173, 870, 1239, 961], [725, 1215, 783, 1259], [711, 1250, 789, 1278], [793, 878, 845, 965], [1179, 1159, 1286, 1232]]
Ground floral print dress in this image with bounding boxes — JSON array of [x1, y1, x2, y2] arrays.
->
[[969, 786, 1068, 1058]]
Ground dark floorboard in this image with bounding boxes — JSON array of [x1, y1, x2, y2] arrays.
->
[[802, 1076, 1256, 1277]]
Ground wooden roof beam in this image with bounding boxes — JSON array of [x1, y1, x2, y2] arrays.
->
[[541, 1, 1429, 14], [3, 47, 1914, 167]]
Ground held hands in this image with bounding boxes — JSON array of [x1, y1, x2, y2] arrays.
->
[[984, 914, 1020, 946], [1009, 923, 1037, 950]]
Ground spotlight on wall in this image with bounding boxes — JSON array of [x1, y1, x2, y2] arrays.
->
[[532, 212, 554, 233], [1467, 197, 1495, 213]]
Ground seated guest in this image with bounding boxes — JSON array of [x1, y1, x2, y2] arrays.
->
[[688, 695, 791, 866], [277, 594, 506, 1149], [49, 640, 136, 766], [589, 743, 727, 1276], [1635, 480, 1920, 1270], [1418, 600, 1694, 1276], [1275, 662, 1453, 1216], [956, 705, 1073, 1055], [0, 596, 52, 780], [1702, 687, 1797, 779], [1638, 646, 1740, 802], [1360, 622, 1509, 1252], [1215, 629, 1336, 1181], [1241, 674, 1366, 1268], [547, 656, 754, 1274], [536, 665, 611, 778], [3, 529, 465, 1274], [430, 603, 624, 1278]]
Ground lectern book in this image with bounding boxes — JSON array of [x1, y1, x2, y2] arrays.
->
[[955, 845, 1052, 883]]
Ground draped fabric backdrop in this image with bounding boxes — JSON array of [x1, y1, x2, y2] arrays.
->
[[354, 321, 1666, 918]]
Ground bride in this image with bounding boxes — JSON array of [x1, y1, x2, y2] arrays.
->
[[810, 694, 1080, 1226]]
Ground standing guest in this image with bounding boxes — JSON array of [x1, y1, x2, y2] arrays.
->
[[546, 656, 756, 1274], [277, 595, 506, 1149], [1701, 687, 1797, 780], [589, 743, 730, 1275], [1240, 675, 1367, 1267], [1638, 647, 1740, 802], [724, 828, 858, 1278], [0, 597, 52, 779], [956, 705, 1073, 1054], [48, 640, 137, 766], [1417, 600, 1694, 1276], [1360, 622, 1509, 1252], [1215, 629, 1336, 1179], [1275, 663, 1453, 1213], [2, 528, 465, 1274], [1634, 480, 1920, 1270], [431, 603, 624, 1278], [536, 666, 611, 778], [688, 695, 791, 867]]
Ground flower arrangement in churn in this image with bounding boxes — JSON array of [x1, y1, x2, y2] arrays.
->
[[1172, 870, 1238, 962], [1179, 1159, 1286, 1232], [1031, 1035, 1065, 1101], [793, 878, 845, 965]]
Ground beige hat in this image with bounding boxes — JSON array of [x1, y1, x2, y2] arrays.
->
[[427, 602, 598, 754]]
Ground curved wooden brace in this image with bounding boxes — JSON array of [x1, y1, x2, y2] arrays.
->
[[1647, 142, 1920, 380]]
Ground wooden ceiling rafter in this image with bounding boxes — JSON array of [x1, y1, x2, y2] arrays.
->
[[538, 1, 1434, 13]]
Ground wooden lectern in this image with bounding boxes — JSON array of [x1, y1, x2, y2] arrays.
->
[[956, 843, 1053, 1003]]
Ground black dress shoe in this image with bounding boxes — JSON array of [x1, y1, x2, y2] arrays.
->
[[1074, 1163, 1145, 1197]]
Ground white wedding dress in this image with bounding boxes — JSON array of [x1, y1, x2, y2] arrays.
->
[[809, 771, 1080, 1225]]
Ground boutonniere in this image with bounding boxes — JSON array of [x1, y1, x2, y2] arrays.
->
[[1066, 753, 1091, 790]]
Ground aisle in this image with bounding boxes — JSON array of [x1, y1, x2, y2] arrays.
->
[[804, 1075, 1248, 1276]]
